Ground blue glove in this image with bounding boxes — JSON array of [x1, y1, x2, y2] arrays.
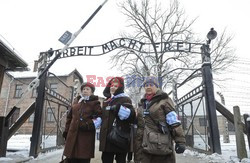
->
[[118, 105, 131, 120], [166, 111, 180, 126], [92, 117, 102, 129]]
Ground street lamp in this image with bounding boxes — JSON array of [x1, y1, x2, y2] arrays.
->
[[201, 28, 217, 62], [207, 28, 217, 45]]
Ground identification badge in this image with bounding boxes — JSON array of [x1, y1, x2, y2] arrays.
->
[[106, 106, 111, 110]]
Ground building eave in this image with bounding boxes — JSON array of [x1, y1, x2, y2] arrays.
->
[[0, 38, 28, 71]]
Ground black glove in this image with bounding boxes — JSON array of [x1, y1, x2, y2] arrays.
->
[[175, 143, 185, 154], [62, 131, 67, 140]]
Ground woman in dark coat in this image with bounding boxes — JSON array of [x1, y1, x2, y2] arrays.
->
[[63, 82, 102, 163], [99, 77, 136, 163], [134, 77, 186, 163]]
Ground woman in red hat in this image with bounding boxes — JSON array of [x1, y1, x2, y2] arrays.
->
[[63, 82, 102, 163], [99, 77, 136, 163]]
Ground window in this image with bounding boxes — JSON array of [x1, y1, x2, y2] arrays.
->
[[50, 83, 57, 96], [47, 107, 55, 122], [32, 88, 37, 98], [29, 113, 34, 122], [10, 108, 20, 126], [14, 84, 23, 98], [199, 118, 207, 126]]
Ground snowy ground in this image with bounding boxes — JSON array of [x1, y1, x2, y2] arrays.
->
[[0, 134, 249, 163]]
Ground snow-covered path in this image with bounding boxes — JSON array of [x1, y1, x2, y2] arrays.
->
[[1, 135, 250, 162]]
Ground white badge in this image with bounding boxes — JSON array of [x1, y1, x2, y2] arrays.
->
[[106, 106, 111, 110]]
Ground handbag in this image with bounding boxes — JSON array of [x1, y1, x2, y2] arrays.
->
[[142, 111, 172, 155], [107, 119, 130, 150], [142, 125, 172, 155]]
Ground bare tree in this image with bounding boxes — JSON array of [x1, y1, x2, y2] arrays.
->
[[111, 0, 236, 90]]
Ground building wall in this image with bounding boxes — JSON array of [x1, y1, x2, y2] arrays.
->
[[183, 115, 235, 135], [0, 71, 85, 135]]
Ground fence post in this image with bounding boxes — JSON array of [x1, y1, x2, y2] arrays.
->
[[243, 114, 250, 151], [233, 106, 247, 160]]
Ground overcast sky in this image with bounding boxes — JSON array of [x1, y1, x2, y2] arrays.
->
[[1, 0, 250, 113]]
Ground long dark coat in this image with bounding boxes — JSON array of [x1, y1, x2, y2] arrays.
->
[[99, 96, 136, 153], [134, 90, 186, 163], [63, 95, 102, 159]]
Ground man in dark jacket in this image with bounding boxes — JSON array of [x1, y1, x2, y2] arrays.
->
[[99, 77, 136, 163]]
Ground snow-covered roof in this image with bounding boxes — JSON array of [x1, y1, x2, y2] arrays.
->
[[7, 68, 83, 83], [0, 37, 28, 70]]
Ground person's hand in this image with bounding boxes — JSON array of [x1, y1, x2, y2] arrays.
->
[[62, 131, 67, 140], [175, 143, 185, 154], [118, 105, 131, 120]]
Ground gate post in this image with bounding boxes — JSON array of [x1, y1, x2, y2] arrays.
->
[[201, 31, 221, 154], [29, 70, 47, 157], [29, 52, 49, 158], [0, 116, 8, 157]]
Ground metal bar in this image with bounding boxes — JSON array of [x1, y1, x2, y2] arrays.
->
[[8, 102, 36, 139], [29, 72, 47, 158], [37, 0, 109, 79], [185, 97, 203, 135], [45, 98, 69, 108], [48, 72, 70, 88], [5, 106, 19, 125], [215, 100, 246, 134], [177, 84, 203, 105], [176, 68, 202, 89], [45, 87, 71, 106], [46, 97, 63, 135]]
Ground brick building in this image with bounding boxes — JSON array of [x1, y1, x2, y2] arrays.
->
[[0, 37, 28, 95], [0, 69, 105, 135]]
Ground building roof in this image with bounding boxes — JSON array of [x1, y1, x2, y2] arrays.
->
[[7, 68, 84, 83], [0, 37, 28, 71]]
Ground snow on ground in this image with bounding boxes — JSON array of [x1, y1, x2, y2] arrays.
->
[[0, 134, 250, 162]]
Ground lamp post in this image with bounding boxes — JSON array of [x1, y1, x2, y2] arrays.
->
[[201, 28, 222, 154]]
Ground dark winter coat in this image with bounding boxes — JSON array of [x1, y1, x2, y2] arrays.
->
[[63, 95, 102, 159], [99, 95, 136, 153], [134, 90, 186, 163]]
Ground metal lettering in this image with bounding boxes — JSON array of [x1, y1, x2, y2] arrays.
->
[[102, 43, 111, 53], [109, 41, 118, 50], [128, 39, 136, 49], [70, 47, 76, 56], [77, 47, 83, 55]]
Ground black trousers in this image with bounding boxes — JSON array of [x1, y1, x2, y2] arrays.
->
[[126, 152, 133, 161], [67, 158, 90, 163], [101, 152, 127, 163]]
